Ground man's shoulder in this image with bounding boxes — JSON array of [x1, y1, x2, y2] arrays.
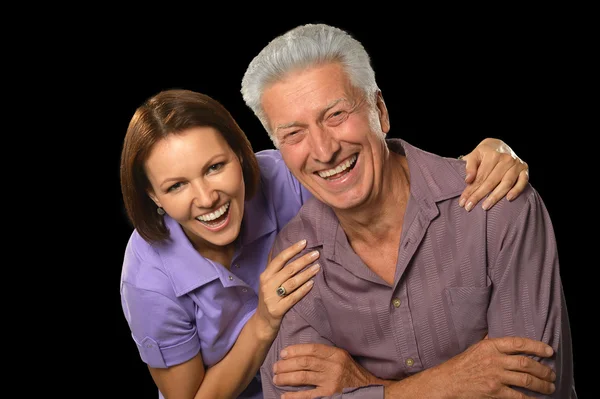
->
[[485, 182, 539, 224], [274, 196, 330, 247]]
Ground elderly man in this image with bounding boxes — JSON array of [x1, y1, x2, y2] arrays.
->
[[241, 24, 576, 398]]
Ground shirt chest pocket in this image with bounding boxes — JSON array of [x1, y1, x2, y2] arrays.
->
[[444, 285, 491, 352]]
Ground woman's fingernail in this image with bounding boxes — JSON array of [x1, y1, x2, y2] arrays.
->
[[311, 264, 320, 272], [465, 201, 474, 212], [280, 349, 288, 358], [459, 198, 466, 207]]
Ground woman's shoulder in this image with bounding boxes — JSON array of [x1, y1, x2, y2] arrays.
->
[[120, 230, 174, 295], [254, 149, 311, 202]]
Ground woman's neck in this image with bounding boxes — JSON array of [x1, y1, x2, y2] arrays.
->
[[185, 230, 237, 269]]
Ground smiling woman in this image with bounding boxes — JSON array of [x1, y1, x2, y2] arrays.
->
[[119, 89, 323, 398], [144, 127, 246, 256]]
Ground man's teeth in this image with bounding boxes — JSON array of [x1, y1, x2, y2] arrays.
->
[[318, 155, 357, 178], [197, 203, 230, 222]]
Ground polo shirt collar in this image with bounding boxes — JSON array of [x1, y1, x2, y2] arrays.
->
[[156, 188, 276, 297]]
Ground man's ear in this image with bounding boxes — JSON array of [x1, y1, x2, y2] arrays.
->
[[375, 90, 390, 134]]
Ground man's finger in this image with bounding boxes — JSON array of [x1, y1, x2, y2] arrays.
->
[[504, 355, 556, 382], [281, 343, 338, 359], [491, 336, 554, 357], [282, 388, 328, 399], [501, 370, 556, 396], [274, 370, 323, 387], [274, 356, 327, 374]]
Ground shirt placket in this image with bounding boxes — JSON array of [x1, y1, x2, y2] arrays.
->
[[391, 210, 433, 375]]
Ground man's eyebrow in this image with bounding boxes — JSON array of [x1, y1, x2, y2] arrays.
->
[[274, 98, 346, 133]]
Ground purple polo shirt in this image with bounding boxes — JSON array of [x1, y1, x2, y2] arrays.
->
[[261, 139, 576, 399], [120, 150, 312, 399]]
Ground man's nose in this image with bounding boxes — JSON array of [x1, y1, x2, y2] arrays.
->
[[309, 126, 341, 164]]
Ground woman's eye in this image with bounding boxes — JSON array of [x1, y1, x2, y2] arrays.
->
[[167, 182, 183, 192], [208, 162, 224, 172]]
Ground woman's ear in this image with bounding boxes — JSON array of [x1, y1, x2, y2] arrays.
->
[[147, 190, 161, 208]]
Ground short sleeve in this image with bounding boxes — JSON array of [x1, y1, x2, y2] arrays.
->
[[121, 283, 200, 368]]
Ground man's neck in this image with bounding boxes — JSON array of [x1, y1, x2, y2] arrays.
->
[[336, 151, 410, 247]]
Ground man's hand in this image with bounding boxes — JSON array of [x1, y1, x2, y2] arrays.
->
[[385, 336, 556, 399], [459, 138, 529, 212], [273, 343, 385, 399]]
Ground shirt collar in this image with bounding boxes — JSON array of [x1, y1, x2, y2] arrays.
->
[[156, 187, 277, 297], [305, 138, 466, 259]]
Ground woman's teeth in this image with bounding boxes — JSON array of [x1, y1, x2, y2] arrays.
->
[[197, 202, 230, 222]]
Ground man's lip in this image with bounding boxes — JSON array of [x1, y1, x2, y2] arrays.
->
[[313, 154, 357, 174]]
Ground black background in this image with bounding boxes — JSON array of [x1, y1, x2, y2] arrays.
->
[[100, 14, 586, 398]]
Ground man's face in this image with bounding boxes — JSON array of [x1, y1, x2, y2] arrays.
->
[[262, 62, 390, 211]]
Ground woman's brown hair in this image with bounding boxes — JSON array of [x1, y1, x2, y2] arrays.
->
[[120, 89, 260, 243]]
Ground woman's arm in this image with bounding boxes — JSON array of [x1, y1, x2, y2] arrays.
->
[[148, 239, 321, 399], [148, 315, 280, 398]]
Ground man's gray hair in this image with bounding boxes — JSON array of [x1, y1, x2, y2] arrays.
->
[[241, 23, 380, 147]]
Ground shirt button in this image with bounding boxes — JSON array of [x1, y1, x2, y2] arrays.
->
[[228, 275, 233, 281], [234, 264, 240, 268], [392, 298, 401, 308], [146, 343, 153, 348], [405, 358, 414, 367], [242, 288, 248, 293]]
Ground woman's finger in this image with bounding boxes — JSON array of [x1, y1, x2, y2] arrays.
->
[[272, 250, 320, 289], [506, 167, 529, 202], [263, 239, 307, 276], [275, 279, 315, 315], [275, 263, 320, 300], [465, 162, 516, 211]]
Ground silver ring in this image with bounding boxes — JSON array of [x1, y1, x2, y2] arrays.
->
[[276, 286, 287, 297]]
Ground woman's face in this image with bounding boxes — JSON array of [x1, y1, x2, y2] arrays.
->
[[145, 126, 245, 254]]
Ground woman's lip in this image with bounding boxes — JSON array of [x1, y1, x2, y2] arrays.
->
[[196, 204, 232, 232]]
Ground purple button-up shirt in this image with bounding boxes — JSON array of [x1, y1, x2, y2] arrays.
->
[[261, 139, 576, 398], [120, 150, 312, 399]]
